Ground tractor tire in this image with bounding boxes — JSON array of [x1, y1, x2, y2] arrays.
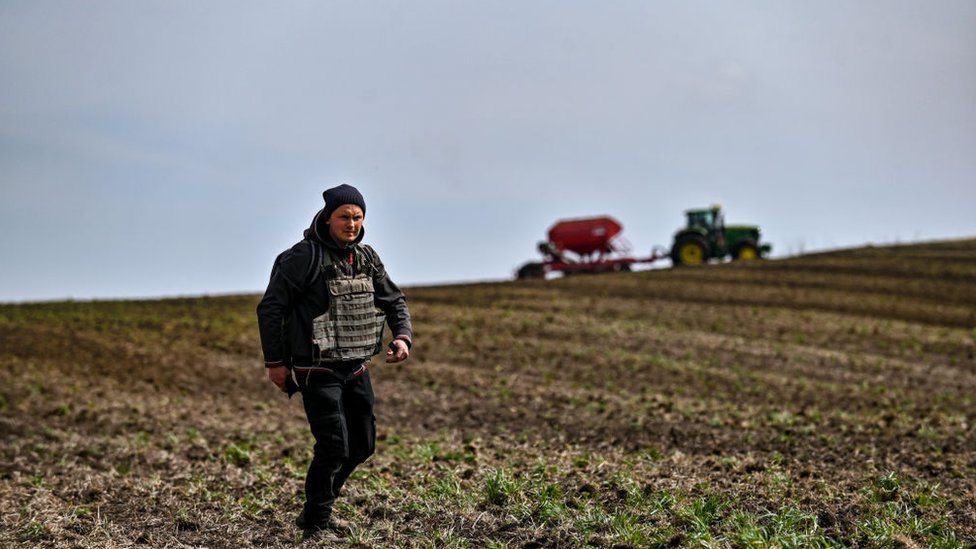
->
[[733, 240, 760, 261], [516, 262, 546, 280], [671, 235, 709, 266]]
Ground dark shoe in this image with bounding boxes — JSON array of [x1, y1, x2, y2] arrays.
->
[[296, 509, 323, 530], [295, 509, 306, 529], [296, 509, 354, 537]]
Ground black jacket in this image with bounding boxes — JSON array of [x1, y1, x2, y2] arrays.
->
[[256, 209, 413, 368]]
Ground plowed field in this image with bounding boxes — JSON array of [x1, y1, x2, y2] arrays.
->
[[1, 239, 974, 548]]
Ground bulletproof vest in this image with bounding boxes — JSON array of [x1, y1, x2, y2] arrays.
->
[[311, 246, 386, 362]]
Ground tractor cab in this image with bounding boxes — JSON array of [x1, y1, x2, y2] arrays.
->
[[686, 207, 721, 232], [684, 205, 727, 255]]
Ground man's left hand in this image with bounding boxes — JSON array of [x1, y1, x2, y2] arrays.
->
[[385, 339, 410, 363]]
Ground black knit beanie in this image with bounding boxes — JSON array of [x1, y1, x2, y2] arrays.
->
[[322, 184, 366, 219]]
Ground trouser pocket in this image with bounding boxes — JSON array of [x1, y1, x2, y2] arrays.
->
[[303, 381, 349, 461]]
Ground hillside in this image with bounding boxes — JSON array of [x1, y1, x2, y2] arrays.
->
[[1, 239, 974, 548]]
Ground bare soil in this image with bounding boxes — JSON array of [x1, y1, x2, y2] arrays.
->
[[1, 238, 974, 547]]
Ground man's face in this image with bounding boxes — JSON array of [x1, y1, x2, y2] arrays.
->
[[327, 204, 364, 245]]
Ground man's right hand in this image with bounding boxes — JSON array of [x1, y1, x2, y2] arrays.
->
[[267, 364, 290, 392]]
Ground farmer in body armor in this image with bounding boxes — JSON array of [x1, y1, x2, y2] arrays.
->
[[256, 184, 413, 539]]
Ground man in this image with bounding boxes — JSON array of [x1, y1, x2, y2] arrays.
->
[[256, 184, 412, 538]]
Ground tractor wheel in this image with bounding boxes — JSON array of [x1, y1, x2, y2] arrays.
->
[[671, 235, 709, 266], [516, 262, 546, 279], [733, 240, 760, 261]]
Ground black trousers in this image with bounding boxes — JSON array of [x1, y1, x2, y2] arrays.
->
[[300, 368, 376, 524]]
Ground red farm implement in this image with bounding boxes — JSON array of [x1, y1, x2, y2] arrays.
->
[[516, 216, 668, 279]]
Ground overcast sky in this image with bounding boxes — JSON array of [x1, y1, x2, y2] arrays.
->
[[1, 1, 974, 302]]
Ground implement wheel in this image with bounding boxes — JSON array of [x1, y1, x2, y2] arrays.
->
[[671, 235, 709, 266], [516, 262, 546, 279]]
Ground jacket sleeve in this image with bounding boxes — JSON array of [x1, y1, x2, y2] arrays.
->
[[255, 242, 312, 364], [364, 245, 413, 346]]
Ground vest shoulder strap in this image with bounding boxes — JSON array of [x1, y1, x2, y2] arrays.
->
[[357, 244, 380, 277], [305, 241, 378, 286]]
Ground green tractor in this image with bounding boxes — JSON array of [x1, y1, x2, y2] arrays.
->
[[670, 205, 771, 266]]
